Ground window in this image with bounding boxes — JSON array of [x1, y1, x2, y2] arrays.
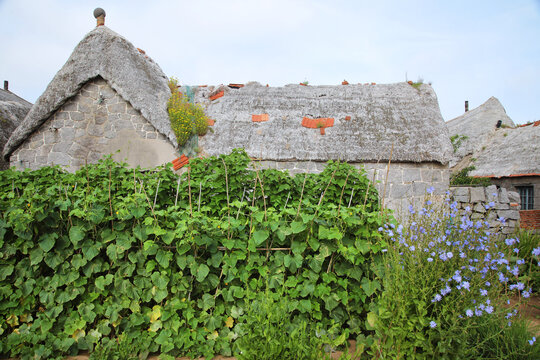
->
[[516, 186, 534, 210]]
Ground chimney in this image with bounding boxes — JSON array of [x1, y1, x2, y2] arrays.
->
[[465, 101, 469, 112], [3, 81, 8, 91], [93, 8, 106, 27]]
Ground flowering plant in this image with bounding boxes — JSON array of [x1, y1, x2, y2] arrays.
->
[[370, 189, 539, 358]]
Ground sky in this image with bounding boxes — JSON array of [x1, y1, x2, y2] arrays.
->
[[1, 0, 539, 124]]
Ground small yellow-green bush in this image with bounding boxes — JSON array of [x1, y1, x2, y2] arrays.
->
[[167, 77, 208, 147]]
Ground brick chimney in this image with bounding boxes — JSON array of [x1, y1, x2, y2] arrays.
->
[[93, 8, 106, 27], [3, 81, 7, 91], [465, 100, 469, 112]]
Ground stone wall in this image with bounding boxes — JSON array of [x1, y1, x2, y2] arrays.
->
[[449, 185, 520, 234], [10, 77, 177, 171], [257, 160, 449, 214]]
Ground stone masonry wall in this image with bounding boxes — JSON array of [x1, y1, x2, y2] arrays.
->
[[257, 160, 449, 215], [450, 185, 520, 235], [10, 77, 174, 171]]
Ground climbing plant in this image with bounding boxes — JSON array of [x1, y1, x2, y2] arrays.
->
[[0, 149, 387, 359]]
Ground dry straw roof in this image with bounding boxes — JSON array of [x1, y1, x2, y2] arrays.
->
[[1, 88, 32, 169], [446, 97, 515, 162], [3, 25, 173, 160], [469, 123, 540, 178], [196, 82, 452, 164]]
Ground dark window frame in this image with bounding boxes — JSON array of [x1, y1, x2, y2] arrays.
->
[[516, 185, 534, 210]]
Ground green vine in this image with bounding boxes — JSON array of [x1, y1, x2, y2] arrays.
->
[[0, 149, 387, 359]]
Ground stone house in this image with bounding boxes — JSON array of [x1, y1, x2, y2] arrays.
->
[[2, 12, 177, 171], [447, 97, 540, 230], [185, 81, 453, 212], [0, 82, 32, 170], [3, 9, 454, 215]]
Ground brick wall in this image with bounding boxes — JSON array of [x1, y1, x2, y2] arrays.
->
[[520, 210, 540, 230]]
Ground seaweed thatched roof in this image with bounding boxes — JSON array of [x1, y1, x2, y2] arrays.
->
[[193, 82, 452, 164], [1, 89, 32, 169], [469, 123, 540, 178], [446, 97, 515, 163], [3, 25, 173, 160]]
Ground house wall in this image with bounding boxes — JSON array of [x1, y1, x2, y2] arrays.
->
[[491, 176, 540, 210], [490, 176, 540, 230], [256, 160, 449, 215], [10, 77, 177, 171]]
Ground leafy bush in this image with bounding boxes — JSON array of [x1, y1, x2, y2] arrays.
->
[[167, 77, 208, 146], [0, 149, 386, 359], [513, 228, 540, 294], [450, 166, 491, 186], [370, 191, 539, 358]]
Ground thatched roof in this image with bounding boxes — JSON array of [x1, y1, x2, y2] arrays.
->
[[469, 123, 540, 178], [192, 82, 452, 164], [3, 25, 173, 160], [0, 89, 32, 169], [446, 97, 514, 164]]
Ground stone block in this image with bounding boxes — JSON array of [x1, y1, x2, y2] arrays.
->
[[494, 202, 509, 210], [55, 111, 69, 120], [497, 210, 519, 220], [95, 114, 107, 125], [469, 187, 486, 203], [60, 127, 75, 141], [146, 132, 157, 139], [114, 119, 133, 131], [498, 188, 510, 203], [69, 111, 84, 121], [486, 185, 498, 202], [44, 131, 60, 145], [99, 86, 115, 99], [471, 212, 484, 220], [39, 144, 53, 156], [508, 191, 520, 203], [52, 142, 71, 153], [70, 142, 89, 158], [452, 187, 470, 198], [104, 130, 116, 139], [413, 182, 428, 197], [78, 103, 91, 113], [84, 83, 99, 94], [48, 152, 71, 166], [87, 124, 104, 137], [62, 102, 78, 112], [107, 103, 126, 113], [87, 151, 102, 163], [390, 184, 412, 199], [473, 203, 486, 213], [453, 195, 469, 203], [402, 168, 421, 183], [29, 138, 44, 149], [143, 124, 155, 132]]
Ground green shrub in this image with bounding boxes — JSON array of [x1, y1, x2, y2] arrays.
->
[[167, 77, 208, 146], [450, 166, 491, 186], [514, 228, 540, 294]]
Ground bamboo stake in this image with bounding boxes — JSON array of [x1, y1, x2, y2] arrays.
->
[[174, 176, 181, 207], [153, 179, 161, 210], [337, 169, 351, 214], [188, 165, 193, 217], [197, 181, 202, 212], [296, 173, 308, 218]]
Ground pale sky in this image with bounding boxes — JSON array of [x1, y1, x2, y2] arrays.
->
[[1, 0, 539, 124]]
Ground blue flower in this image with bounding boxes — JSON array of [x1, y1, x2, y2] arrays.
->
[[432, 294, 442, 302], [429, 320, 437, 328], [529, 337, 536, 345], [466, 309, 473, 317], [427, 257, 433, 262], [532, 247, 540, 257]]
